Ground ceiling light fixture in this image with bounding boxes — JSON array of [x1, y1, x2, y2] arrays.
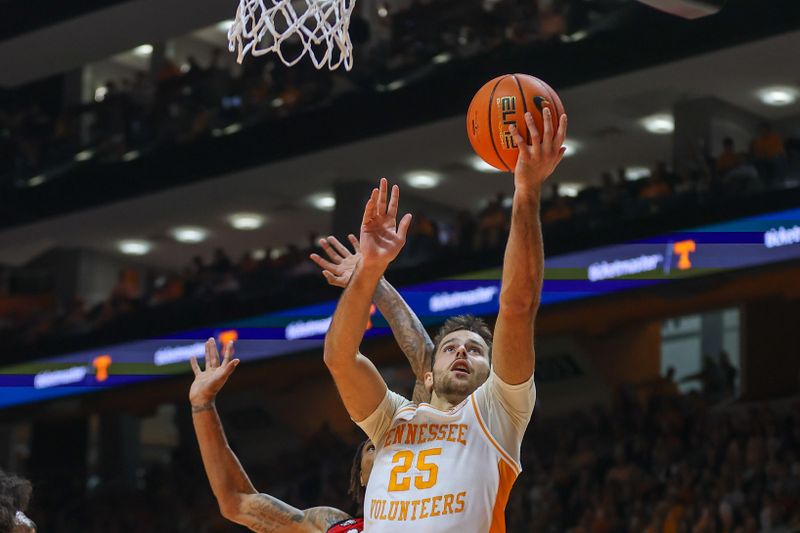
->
[[469, 156, 502, 173], [228, 213, 265, 230], [122, 150, 141, 162], [74, 150, 94, 162], [562, 139, 580, 157], [217, 19, 235, 32], [558, 182, 585, 197], [386, 79, 406, 91], [405, 171, 442, 189], [133, 44, 154, 57], [28, 175, 47, 187], [118, 239, 152, 255], [223, 123, 242, 135], [310, 194, 336, 211], [640, 113, 674, 134], [432, 52, 452, 64], [625, 166, 651, 181], [171, 226, 208, 243], [757, 86, 798, 107]]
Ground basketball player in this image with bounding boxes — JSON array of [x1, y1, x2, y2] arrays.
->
[[323, 108, 567, 531], [190, 252, 434, 532]]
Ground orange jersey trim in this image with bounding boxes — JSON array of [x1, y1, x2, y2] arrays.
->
[[416, 397, 470, 414], [489, 459, 518, 533], [470, 395, 521, 475]]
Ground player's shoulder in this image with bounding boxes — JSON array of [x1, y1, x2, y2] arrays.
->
[[326, 517, 364, 533], [385, 389, 414, 412]]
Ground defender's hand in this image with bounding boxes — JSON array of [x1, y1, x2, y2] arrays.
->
[[509, 107, 568, 191], [359, 178, 412, 270], [309, 234, 361, 288], [189, 339, 239, 406]]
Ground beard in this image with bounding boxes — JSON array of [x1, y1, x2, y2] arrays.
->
[[432, 365, 488, 403]]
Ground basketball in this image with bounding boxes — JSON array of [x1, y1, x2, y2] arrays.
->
[[466, 74, 565, 172]]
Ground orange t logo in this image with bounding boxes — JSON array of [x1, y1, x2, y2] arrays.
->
[[366, 304, 377, 331], [218, 330, 238, 346], [673, 239, 696, 270], [93, 355, 112, 382]]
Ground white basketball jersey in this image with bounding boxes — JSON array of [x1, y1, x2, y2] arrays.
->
[[359, 371, 535, 533]]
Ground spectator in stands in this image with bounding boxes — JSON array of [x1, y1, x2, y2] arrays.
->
[[211, 248, 234, 275], [599, 171, 622, 208], [680, 355, 726, 401], [475, 194, 508, 249], [638, 163, 673, 200], [715, 137, 745, 177], [407, 212, 439, 259], [752, 122, 787, 184], [455, 210, 477, 253], [718, 350, 737, 398], [715, 137, 759, 193], [542, 194, 573, 224], [653, 366, 679, 398]]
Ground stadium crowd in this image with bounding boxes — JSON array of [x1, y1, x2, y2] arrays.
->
[[19, 375, 800, 532], [0, 0, 626, 186]]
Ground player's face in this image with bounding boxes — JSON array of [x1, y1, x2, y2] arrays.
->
[[431, 330, 491, 401], [360, 441, 377, 486]]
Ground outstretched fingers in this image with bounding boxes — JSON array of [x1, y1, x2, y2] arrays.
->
[[222, 341, 234, 365], [376, 178, 388, 218], [555, 113, 568, 151], [309, 253, 339, 273], [189, 356, 201, 375], [509, 124, 527, 159], [205, 338, 220, 368], [541, 107, 553, 155], [347, 234, 360, 252], [397, 213, 413, 241], [362, 188, 379, 225], [387, 184, 400, 220], [318, 238, 343, 264], [524, 112, 541, 158], [327, 236, 352, 258]]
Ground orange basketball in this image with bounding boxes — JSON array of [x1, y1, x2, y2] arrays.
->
[[466, 74, 565, 172]]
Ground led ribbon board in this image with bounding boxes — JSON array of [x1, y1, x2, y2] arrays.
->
[[1, 207, 798, 408]]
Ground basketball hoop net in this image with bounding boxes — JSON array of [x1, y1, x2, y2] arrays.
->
[[228, 0, 356, 71]]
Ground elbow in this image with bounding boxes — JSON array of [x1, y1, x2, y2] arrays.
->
[[217, 498, 243, 522], [323, 348, 336, 369], [323, 336, 341, 369]]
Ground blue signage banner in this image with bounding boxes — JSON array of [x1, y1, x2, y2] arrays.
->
[[1, 207, 798, 408]]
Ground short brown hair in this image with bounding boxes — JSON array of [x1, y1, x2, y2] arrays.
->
[[431, 315, 493, 368]]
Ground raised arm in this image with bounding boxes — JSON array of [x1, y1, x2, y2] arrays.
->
[[189, 339, 351, 533], [311, 234, 433, 403], [492, 108, 567, 384], [323, 179, 413, 421], [374, 278, 434, 404]]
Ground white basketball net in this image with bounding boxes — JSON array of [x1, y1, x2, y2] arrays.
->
[[228, 0, 357, 71]]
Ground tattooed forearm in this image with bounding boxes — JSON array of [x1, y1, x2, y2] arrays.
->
[[238, 494, 305, 532], [236, 495, 350, 533], [374, 278, 434, 380], [305, 507, 353, 531]]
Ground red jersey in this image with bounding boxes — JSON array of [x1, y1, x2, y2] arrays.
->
[[327, 518, 364, 533]]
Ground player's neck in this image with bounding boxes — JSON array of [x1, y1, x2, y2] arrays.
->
[[429, 390, 466, 411]]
